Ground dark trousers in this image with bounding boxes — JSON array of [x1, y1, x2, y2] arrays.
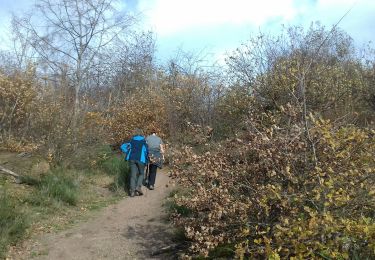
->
[[148, 164, 158, 186], [129, 160, 145, 191]]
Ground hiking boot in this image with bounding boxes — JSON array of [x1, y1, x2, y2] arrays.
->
[[148, 185, 154, 190], [129, 190, 135, 197], [135, 188, 143, 196]]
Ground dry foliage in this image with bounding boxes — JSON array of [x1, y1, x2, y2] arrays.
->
[[170, 108, 375, 259], [0, 68, 37, 149], [102, 88, 168, 143]]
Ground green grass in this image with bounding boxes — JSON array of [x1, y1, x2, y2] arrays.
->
[[100, 156, 126, 175], [102, 156, 130, 192], [82, 144, 131, 193], [0, 191, 29, 259], [25, 168, 79, 206], [0, 146, 129, 258]]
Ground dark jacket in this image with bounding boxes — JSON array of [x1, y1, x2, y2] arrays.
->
[[120, 135, 148, 164]]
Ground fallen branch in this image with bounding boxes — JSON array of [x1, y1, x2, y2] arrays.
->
[[0, 165, 20, 178], [0, 166, 39, 185], [151, 244, 184, 256]]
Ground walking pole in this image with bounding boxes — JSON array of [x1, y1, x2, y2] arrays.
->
[[144, 162, 149, 187]]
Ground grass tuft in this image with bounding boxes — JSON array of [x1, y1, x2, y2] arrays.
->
[[26, 168, 79, 206], [96, 152, 130, 192], [0, 191, 29, 259]]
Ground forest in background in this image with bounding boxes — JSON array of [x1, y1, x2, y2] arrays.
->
[[0, 0, 374, 259]]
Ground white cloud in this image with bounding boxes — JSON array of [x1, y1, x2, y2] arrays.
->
[[138, 0, 296, 35], [135, 0, 375, 62]]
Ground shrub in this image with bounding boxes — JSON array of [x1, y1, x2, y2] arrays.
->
[[170, 114, 375, 259]]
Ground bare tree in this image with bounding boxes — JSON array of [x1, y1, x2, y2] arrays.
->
[[162, 49, 224, 137], [110, 31, 156, 100], [13, 0, 136, 126]]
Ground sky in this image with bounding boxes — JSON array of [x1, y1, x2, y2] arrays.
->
[[0, 0, 374, 64]]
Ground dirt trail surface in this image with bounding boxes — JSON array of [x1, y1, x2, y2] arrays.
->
[[11, 170, 177, 260]]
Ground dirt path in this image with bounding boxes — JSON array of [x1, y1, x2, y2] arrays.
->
[[11, 170, 177, 260]]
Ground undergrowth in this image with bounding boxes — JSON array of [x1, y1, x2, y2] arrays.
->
[[0, 191, 29, 259]]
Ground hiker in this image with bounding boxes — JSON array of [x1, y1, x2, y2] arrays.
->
[[120, 128, 148, 197], [145, 129, 165, 190]]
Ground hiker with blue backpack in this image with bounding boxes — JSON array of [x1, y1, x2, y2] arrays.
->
[[120, 128, 148, 197]]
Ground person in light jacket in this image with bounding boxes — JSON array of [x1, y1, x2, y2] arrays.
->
[[145, 129, 165, 190]]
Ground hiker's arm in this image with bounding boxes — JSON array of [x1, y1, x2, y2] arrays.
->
[[120, 143, 130, 154]]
